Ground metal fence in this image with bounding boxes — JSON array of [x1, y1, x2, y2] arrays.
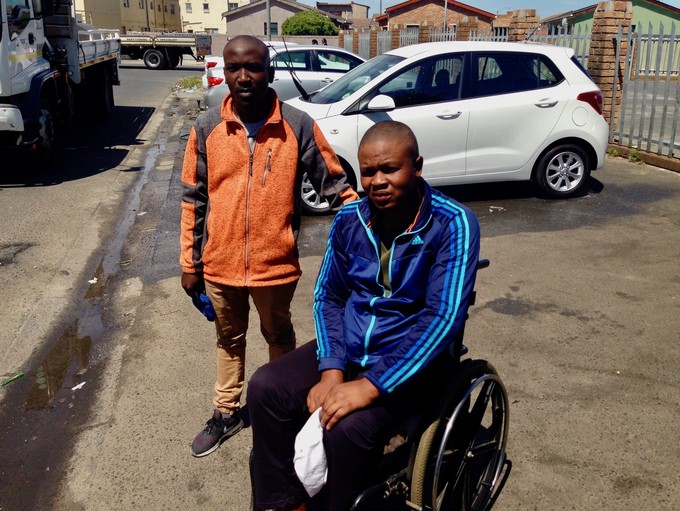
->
[[612, 23, 680, 158], [377, 30, 391, 55], [358, 31, 370, 59], [528, 25, 591, 69], [399, 27, 419, 47], [429, 26, 457, 42], [468, 28, 508, 42]]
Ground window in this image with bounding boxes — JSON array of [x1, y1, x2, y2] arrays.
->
[[157, 4, 161, 11], [203, 2, 209, 13], [170, 4, 174, 13], [472, 52, 564, 97], [164, 4, 167, 11], [377, 54, 465, 107], [228, 2, 238, 9], [272, 51, 308, 70], [123, 0, 130, 6], [139, 1, 144, 8], [149, 1, 153, 8], [185, 2, 192, 13], [6, 0, 31, 34], [264, 22, 278, 35], [316, 51, 363, 72]]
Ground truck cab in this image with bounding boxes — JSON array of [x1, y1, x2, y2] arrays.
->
[[0, 0, 120, 157]]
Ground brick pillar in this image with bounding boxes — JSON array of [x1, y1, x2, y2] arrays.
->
[[391, 24, 401, 49], [370, 28, 378, 59], [352, 29, 359, 55], [507, 9, 540, 42], [457, 16, 479, 42], [588, 1, 633, 124], [338, 30, 345, 49], [419, 22, 431, 44]]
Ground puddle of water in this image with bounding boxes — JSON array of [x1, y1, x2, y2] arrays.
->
[[24, 317, 98, 411]]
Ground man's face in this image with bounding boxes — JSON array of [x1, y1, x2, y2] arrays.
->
[[359, 137, 422, 211], [223, 39, 274, 111]]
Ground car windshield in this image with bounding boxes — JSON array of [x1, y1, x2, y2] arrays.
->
[[306, 53, 405, 104]]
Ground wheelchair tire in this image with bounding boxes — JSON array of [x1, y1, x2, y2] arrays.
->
[[410, 360, 509, 511]]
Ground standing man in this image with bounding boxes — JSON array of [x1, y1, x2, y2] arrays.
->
[[248, 121, 481, 510], [180, 35, 358, 458]]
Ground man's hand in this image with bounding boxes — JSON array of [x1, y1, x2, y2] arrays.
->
[[307, 369, 343, 413], [181, 272, 204, 296], [320, 378, 380, 431]]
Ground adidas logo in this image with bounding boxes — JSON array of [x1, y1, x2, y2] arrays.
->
[[411, 234, 424, 245]]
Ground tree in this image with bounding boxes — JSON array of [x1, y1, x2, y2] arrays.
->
[[282, 10, 338, 36]]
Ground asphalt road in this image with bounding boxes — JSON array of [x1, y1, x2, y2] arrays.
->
[[1, 63, 680, 510]]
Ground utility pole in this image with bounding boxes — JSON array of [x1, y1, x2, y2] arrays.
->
[[266, 0, 271, 40]]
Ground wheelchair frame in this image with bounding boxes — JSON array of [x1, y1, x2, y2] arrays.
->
[[349, 259, 510, 511]]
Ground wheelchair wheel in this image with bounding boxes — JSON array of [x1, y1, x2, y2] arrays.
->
[[410, 360, 508, 511]]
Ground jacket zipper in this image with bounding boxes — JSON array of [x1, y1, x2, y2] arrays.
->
[[262, 149, 272, 186], [245, 150, 254, 285]]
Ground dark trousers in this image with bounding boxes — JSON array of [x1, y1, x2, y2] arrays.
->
[[248, 341, 440, 511]]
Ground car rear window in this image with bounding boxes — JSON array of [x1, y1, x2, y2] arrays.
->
[[472, 52, 564, 97]]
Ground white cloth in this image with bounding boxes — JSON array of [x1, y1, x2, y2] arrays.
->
[[293, 408, 328, 497]]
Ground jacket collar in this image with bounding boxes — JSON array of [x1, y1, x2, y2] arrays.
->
[[358, 177, 434, 234], [220, 88, 282, 129]]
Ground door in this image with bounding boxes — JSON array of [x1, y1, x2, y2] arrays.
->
[[313, 49, 364, 88], [356, 53, 469, 184], [6, 0, 38, 84], [271, 49, 320, 100], [465, 51, 568, 177]]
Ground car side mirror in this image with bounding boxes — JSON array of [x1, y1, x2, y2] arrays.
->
[[366, 94, 395, 112]]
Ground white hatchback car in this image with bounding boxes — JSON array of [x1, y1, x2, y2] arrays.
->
[[203, 45, 365, 109], [286, 41, 610, 213]]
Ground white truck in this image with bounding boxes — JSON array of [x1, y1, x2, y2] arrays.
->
[[0, 0, 120, 157], [120, 32, 211, 70]]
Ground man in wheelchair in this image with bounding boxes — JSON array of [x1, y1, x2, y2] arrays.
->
[[248, 121, 481, 511]]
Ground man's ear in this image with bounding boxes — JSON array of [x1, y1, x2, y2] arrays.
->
[[414, 155, 424, 176], [268, 66, 275, 84]]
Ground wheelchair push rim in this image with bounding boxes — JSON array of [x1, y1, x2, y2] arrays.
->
[[410, 361, 509, 511]]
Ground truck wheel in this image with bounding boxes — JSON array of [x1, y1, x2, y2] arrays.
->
[[143, 49, 166, 70], [168, 51, 181, 69], [27, 97, 57, 169], [95, 69, 115, 120]]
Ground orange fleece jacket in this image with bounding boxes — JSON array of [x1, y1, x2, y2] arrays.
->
[[180, 90, 358, 287]]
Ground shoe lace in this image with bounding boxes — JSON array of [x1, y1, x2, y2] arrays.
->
[[203, 416, 224, 434]]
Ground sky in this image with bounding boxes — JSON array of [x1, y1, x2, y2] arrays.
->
[[320, 0, 680, 20]]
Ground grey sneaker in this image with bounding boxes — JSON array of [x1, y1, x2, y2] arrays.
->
[[191, 409, 244, 458]]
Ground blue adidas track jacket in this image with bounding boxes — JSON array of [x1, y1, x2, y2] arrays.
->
[[313, 180, 481, 395]]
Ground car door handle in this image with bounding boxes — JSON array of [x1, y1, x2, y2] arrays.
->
[[320, 77, 334, 83], [437, 112, 462, 120], [535, 100, 558, 108], [28, 32, 35, 45]]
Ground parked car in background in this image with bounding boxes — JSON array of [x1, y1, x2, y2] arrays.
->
[[287, 41, 610, 214], [203, 45, 365, 110]]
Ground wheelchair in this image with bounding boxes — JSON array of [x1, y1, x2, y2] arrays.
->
[[349, 259, 510, 511]]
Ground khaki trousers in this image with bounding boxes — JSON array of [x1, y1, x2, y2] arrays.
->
[[204, 279, 298, 415]]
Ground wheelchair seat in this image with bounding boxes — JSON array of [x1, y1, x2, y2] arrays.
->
[[350, 259, 510, 511]]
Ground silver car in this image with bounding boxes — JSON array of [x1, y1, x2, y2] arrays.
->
[[203, 45, 365, 110]]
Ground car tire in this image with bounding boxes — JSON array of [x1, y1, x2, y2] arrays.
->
[[143, 49, 166, 70], [534, 144, 590, 198], [300, 172, 332, 215]]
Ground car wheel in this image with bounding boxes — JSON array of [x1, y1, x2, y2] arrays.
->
[[300, 172, 332, 215], [534, 144, 590, 198], [143, 49, 166, 70]]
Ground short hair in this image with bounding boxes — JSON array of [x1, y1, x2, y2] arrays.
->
[[224, 35, 270, 67], [359, 121, 419, 160]]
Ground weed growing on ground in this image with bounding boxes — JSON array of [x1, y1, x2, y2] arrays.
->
[[628, 149, 644, 164], [177, 76, 202, 90]]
